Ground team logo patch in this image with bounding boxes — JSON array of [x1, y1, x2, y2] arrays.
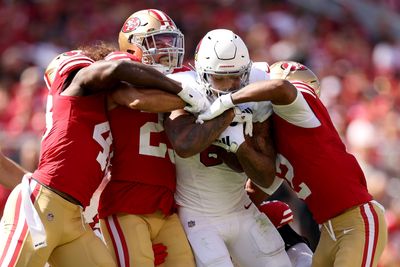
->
[[47, 212, 54, 221], [122, 17, 141, 32], [188, 220, 196, 228]]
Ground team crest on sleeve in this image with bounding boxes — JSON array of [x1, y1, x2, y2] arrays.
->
[[122, 17, 141, 32]]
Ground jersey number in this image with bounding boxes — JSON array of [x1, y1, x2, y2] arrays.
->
[[199, 146, 223, 167], [93, 122, 113, 171], [139, 121, 174, 163], [276, 154, 311, 200]]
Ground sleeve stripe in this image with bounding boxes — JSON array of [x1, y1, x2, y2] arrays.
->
[[292, 81, 318, 98], [58, 57, 94, 76]]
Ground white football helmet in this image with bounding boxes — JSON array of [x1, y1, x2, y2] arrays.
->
[[269, 61, 321, 96], [194, 29, 252, 96], [119, 9, 184, 74]]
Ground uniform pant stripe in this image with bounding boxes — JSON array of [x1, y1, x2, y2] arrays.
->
[[106, 215, 129, 267], [360, 203, 378, 267], [368, 202, 379, 266], [0, 192, 28, 267], [29, 179, 41, 202]]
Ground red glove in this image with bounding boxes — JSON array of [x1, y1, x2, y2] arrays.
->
[[152, 243, 168, 266], [258, 200, 293, 228], [105, 51, 142, 62]]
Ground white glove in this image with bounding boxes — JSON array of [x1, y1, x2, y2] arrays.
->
[[177, 82, 208, 114], [232, 104, 253, 136], [212, 123, 245, 153], [287, 243, 313, 267], [197, 93, 234, 122]]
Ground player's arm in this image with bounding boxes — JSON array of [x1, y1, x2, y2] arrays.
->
[[109, 83, 185, 113], [231, 79, 297, 105], [236, 119, 276, 188], [0, 151, 27, 189], [246, 179, 270, 206], [66, 60, 205, 112], [198, 80, 297, 121], [164, 109, 235, 158], [63, 60, 183, 96]]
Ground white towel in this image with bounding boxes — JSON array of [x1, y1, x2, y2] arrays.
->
[[21, 174, 47, 249]]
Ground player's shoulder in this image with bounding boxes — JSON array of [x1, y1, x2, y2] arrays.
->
[[57, 53, 94, 77], [173, 65, 191, 73], [249, 61, 270, 83], [167, 67, 196, 83]]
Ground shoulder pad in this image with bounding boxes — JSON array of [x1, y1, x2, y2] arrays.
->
[[58, 55, 94, 76], [249, 62, 270, 83]]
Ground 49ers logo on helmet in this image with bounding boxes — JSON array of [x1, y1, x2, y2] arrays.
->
[[281, 62, 307, 71], [122, 17, 141, 33]]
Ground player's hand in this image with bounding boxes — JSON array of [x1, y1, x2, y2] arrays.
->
[[258, 200, 293, 228], [197, 93, 234, 122], [213, 123, 245, 153], [178, 82, 208, 114], [232, 104, 253, 136], [152, 243, 168, 266]]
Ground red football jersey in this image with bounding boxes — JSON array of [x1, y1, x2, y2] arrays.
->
[[98, 107, 176, 218], [33, 55, 112, 207], [272, 82, 372, 224], [0, 185, 11, 216]]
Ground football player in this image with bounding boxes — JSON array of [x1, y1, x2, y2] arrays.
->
[[97, 9, 203, 267], [0, 43, 203, 267], [164, 29, 292, 267], [198, 61, 388, 267]]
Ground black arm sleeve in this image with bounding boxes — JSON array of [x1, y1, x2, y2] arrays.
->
[[278, 224, 311, 251]]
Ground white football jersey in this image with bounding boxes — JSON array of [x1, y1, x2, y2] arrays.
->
[[168, 62, 273, 216], [175, 152, 251, 216]]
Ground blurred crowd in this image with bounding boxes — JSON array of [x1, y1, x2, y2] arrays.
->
[[0, 0, 399, 265]]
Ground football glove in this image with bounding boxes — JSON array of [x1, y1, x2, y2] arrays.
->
[[213, 123, 245, 153], [232, 104, 253, 136], [197, 93, 234, 121], [178, 82, 208, 114]]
